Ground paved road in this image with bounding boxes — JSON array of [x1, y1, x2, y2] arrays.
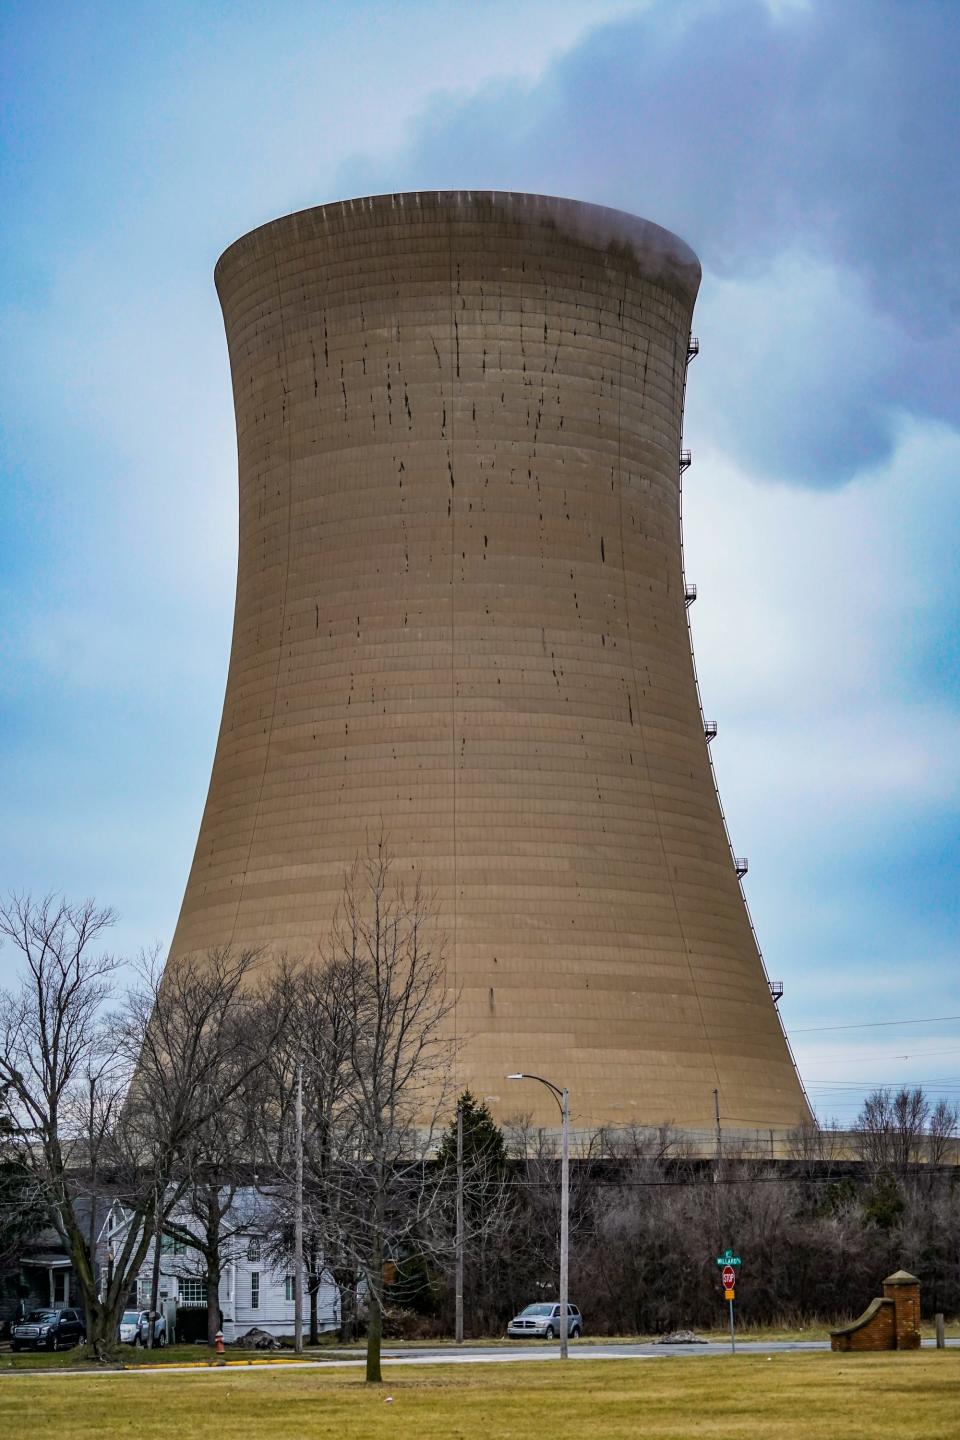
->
[[5, 1337, 956, 1378], [381, 1340, 828, 1362]]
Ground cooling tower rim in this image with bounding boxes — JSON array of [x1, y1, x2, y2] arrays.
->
[[215, 190, 701, 310]]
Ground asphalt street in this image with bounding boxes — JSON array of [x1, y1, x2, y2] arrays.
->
[[379, 1340, 828, 1362]]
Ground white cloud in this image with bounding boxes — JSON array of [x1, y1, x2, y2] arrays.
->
[[684, 418, 960, 723], [687, 252, 903, 482], [680, 414, 960, 1092]]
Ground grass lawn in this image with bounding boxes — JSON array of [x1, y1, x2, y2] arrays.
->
[[0, 1344, 290, 1371], [0, 1351, 957, 1439]]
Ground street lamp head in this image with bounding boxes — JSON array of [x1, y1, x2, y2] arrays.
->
[[506, 1073, 525, 1081]]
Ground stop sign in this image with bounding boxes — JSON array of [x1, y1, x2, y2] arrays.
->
[[722, 1266, 736, 1288]]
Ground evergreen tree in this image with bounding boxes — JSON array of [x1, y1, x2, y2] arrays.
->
[[437, 1091, 508, 1179], [435, 1091, 513, 1335], [861, 1168, 905, 1231]]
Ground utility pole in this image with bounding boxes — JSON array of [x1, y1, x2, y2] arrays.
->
[[294, 1061, 304, 1354], [455, 1100, 464, 1344], [147, 1204, 163, 1349], [713, 1087, 722, 1183], [559, 1086, 570, 1363]]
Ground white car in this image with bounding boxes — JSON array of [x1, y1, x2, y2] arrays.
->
[[117, 1309, 167, 1346], [507, 1302, 582, 1340]]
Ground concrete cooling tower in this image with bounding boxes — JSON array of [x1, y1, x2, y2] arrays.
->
[[169, 190, 809, 1135]]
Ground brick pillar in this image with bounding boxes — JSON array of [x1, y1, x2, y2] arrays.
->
[[882, 1270, 921, 1350]]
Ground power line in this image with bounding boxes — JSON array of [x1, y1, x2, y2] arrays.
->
[[793, 1014, 960, 1034], [801, 1048, 960, 1065], [805, 1073, 960, 1086], [807, 1084, 960, 1093]]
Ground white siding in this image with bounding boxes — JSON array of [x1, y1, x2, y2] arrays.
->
[[116, 1189, 341, 1342]]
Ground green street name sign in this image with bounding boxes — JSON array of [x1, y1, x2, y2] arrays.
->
[[716, 1249, 742, 1267]]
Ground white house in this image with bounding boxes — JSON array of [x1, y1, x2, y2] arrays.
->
[[107, 1188, 340, 1343]]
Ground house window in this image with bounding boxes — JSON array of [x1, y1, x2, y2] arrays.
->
[[285, 1275, 295, 1303], [246, 1238, 261, 1263], [250, 1273, 260, 1309], [179, 1277, 208, 1307], [160, 1234, 186, 1256]]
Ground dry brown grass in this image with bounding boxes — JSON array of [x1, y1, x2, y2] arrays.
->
[[0, 1350, 958, 1439]]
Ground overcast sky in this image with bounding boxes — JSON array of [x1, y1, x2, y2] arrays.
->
[[2, 0, 958, 1125]]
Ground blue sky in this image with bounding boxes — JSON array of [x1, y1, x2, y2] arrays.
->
[[2, 0, 958, 1125]]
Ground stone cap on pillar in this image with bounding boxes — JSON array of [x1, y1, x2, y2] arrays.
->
[[883, 1270, 919, 1286]]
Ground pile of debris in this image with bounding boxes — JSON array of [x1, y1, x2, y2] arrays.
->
[[654, 1329, 707, 1345], [233, 1327, 281, 1350]]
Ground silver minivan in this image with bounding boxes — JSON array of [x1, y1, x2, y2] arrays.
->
[[117, 1309, 167, 1346], [507, 1302, 582, 1339]]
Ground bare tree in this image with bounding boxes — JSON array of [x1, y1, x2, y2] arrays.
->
[[263, 981, 513, 1353], [244, 957, 353, 1343], [889, 1088, 931, 1170], [258, 845, 456, 1379], [115, 946, 286, 1348], [927, 1098, 960, 1166], [0, 895, 126, 1352], [786, 1116, 846, 1175], [854, 1087, 931, 1173], [595, 1122, 685, 1166], [157, 1109, 258, 1347], [293, 957, 359, 1345], [0, 893, 273, 1355], [333, 845, 457, 1380], [154, 961, 298, 1348]]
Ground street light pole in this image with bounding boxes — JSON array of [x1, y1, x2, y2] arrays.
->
[[455, 1100, 464, 1345], [294, 1061, 304, 1355], [559, 1086, 570, 1363], [507, 1072, 571, 1360]]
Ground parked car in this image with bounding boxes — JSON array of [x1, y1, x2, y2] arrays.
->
[[117, 1309, 167, 1347], [10, 1308, 86, 1352], [507, 1302, 582, 1340]]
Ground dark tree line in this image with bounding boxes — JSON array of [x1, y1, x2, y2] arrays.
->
[[0, 848, 471, 1381], [410, 1101, 960, 1338], [2, 879, 957, 1373]]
